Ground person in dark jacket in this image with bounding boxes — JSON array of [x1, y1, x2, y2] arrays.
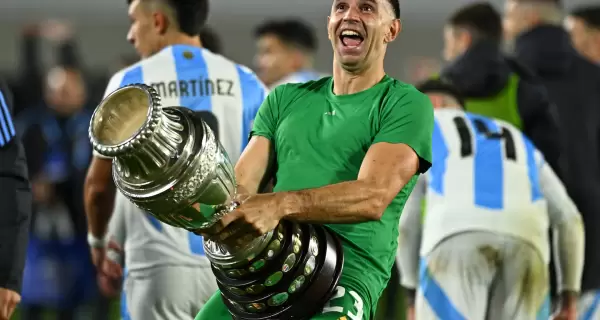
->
[[0, 78, 32, 320], [439, 2, 561, 172], [504, 0, 600, 317], [565, 5, 600, 65]]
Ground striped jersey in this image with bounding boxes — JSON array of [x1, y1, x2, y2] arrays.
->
[[104, 45, 266, 270], [0, 88, 15, 147], [109, 191, 211, 271], [402, 109, 577, 262], [101, 44, 268, 162]]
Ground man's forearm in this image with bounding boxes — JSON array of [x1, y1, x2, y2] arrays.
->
[[553, 216, 585, 294], [84, 179, 116, 238], [280, 180, 389, 223]]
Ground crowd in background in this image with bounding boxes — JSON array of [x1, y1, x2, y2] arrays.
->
[[1, 1, 599, 319]]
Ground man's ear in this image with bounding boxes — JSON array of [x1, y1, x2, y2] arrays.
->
[[327, 16, 332, 40], [154, 12, 169, 35], [385, 19, 402, 43]]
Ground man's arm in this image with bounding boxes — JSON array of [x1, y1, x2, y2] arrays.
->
[[235, 136, 275, 195], [83, 70, 128, 244], [0, 78, 31, 297], [539, 158, 584, 299], [396, 176, 426, 305], [84, 157, 116, 240], [105, 192, 127, 267], [281, 142, 422, 222]]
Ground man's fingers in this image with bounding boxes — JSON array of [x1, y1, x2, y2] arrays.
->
[[107, 240, 123, 253], [6, 299, 18, 319], [219, 209, 243, 229], [217, 221, 260, 244]]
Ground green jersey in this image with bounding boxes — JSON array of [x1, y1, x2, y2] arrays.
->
[[251, 75, 433, 317]]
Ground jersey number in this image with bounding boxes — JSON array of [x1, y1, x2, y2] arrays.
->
[[453, 116, 516, 161], [321, 286, 364, 320]]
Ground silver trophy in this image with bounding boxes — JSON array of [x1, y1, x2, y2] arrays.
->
[[89, 84, 343, 319]]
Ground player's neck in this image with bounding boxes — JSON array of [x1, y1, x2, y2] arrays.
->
[[332, 60, 385, 95], [162, 33, 202, 49], [333, 62, 385, 95]]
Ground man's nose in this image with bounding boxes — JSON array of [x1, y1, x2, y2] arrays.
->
[[342, 5, 361, 21]]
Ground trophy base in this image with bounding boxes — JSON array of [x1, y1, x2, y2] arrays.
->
[[210, 222, 344, 320]]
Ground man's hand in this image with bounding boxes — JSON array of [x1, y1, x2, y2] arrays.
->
[[90, 240, 123, 269], [199, 193, 285, 247], [551, 291, 577, 320], [0, 288, 20, 320], [406, 305, 415, 320], [97, 256, 123, 298]]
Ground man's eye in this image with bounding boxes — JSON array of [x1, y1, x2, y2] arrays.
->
[[336, 4, 347, 11], [361, 5, 373, 12]]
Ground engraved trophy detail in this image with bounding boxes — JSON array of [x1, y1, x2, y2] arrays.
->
[[89, 84, 344, 319]]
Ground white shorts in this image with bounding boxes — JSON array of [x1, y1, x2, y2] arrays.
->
[[578, 290, 600, 319], [121, 265, 218, 320], [416, 231, 550, 320]]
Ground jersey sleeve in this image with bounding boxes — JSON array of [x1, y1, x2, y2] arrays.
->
[[538, 157, 585, 293], [373, 89, 434, 173], [241, 73, 269, 150], [0, 81, 16, 147], [250, 84, 285, 141], [397, 175, 426, 289]]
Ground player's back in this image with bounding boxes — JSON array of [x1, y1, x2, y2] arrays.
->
[[105, 44, 267, 162], [110, 191, 209, 272], [421, 109, 550, 259]]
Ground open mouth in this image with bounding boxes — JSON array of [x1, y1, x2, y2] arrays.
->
[[339, 30, 364, 48]]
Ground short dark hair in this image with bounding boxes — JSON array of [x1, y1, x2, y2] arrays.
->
[[387, 0, 400, 19], [511, 0, 561, 6], [571, 6, 600, 29], [200, 27, 223, 54], [447, 2, 502, 43], [254, 19, 317, 53], [128, 0, 209, 36], [416, 78, 466, 108]]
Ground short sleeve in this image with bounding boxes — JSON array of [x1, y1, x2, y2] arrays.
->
[[373, 90, 434, 173], [250, 85, 285, 141]]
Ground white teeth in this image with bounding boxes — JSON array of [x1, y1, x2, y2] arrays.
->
[[341, 30, 360, 37]]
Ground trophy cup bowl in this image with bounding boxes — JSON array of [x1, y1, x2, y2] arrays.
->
[[89, 84, 344, 319]]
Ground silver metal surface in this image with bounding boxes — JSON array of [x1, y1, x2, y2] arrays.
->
[[89, 84, 272, 267]]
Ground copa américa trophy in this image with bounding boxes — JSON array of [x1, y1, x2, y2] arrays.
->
[[88, 84, 343, 319]]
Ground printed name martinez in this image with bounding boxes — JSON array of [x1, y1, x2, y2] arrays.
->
[[150, 78, 234, 98]]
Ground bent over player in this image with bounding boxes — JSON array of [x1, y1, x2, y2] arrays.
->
[[397, 79, 584, 320], [83, 0, 267, 318], [195, 0, 433, 319]]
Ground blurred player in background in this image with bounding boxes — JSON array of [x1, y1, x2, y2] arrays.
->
[[84, 0, 267, 318], [565, 5, 600, 64], [0, 78, 31, 320], [397, 79, 584, 320], [254, 19, 324, 88], [503, 2, 600, 316], [438, 2, 561, 173]]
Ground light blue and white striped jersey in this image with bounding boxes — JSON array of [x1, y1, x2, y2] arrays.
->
[[402, 109, 578, 263], [0, 89, 16, 147], [104, 45, 267, 271], [269, 69, 326, 89], [109, 191, 213, 271], [103, 44, 268, 162]]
